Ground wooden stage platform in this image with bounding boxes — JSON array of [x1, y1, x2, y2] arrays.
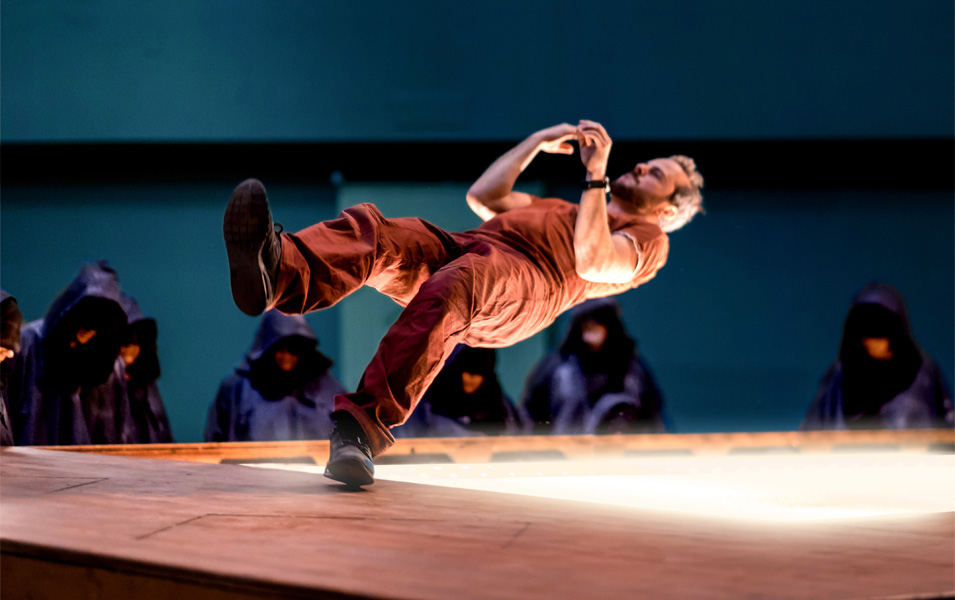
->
[[2, 430, 954, 599]]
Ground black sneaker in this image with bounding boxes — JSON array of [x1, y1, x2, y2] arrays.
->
[[324, 411, 375, 487], [224, 178, 283, 316]]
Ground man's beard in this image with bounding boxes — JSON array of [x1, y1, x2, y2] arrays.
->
[[609, 177, 659, 214]]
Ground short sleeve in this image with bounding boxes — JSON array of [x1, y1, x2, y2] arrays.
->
[[613, 225, 669, 287]]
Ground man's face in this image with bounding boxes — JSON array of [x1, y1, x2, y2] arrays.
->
[[610, 158, 689, 214]]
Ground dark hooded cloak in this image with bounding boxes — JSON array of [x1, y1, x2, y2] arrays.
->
[[1, 291, 23, 446], [205, 311, 344, 442], [416, 345, 521, 436], [119, 293, 173, 443], [802, 283, 953, 430], [7, 262, 136, 445], [519, 297, 666, 434]]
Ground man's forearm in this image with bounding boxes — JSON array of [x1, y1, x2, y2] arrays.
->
[[574, 187, 617, 278], [466, 132, 544, 214], [467, 123, 576, 220], [572, 120, 637, 283]]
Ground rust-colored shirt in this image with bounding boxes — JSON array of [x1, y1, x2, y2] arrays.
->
[[456, 196, 669, 345]]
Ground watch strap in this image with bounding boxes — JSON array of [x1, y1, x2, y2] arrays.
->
[[580, 176, 610, 192]]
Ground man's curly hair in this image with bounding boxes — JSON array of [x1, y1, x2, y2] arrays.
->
[[662, 155, 704, 233]]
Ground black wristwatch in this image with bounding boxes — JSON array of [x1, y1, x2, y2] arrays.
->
[[580, 176, 610, 194]]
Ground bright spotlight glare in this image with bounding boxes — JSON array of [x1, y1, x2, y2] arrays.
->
[[251, 453, 955, 523]]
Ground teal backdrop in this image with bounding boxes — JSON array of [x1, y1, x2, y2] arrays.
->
[[1, 0, 952, 142]]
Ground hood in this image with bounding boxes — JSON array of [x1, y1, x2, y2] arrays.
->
[[1, 291, 23, 353], [440, 345, 497, 379], [425, 344, 508, 427], [119, 292, 158, 344], [558, 297, 636, 376], [849, 282, 912, 328], [838, 282, 923, 416], [119, 292, 161, 383], [40, 261, 128, 390], [120, 292, 151, 328], [241, 311, 332, 398], [42, 261, 127, 339], [245, 310, 320, 365], [839, 282, 919, 359], [425, 345, 501, 404]]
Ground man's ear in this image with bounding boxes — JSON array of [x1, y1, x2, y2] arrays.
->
[[657, 203, 678, 222]]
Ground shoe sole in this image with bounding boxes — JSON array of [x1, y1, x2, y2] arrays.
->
[[324, 458, 375, 487], [224, 179, 272, 316]]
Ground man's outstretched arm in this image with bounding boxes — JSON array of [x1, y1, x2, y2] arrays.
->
[[466, 123, 577, 221], [574, 120, 639, 284]]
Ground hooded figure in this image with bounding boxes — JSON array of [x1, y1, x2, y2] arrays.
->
[[119, 293, 173, 443], [7, 262, 136, 445], [802, 283, 953, 430], [205, 311, 345, 442], [419, 345, 521, 436], [1, 291, 24, 446], [520, 297, 666, 435]]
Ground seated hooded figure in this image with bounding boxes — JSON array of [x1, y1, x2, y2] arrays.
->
[[1, 291, 24, 446], [119, 293, 173, 443], [802, 283, 953, 430], [7, 261, 136, 445], [422, 345, 521, 436], [520, 297, 667, 435], [205, 311, 345, 442], [393, 345, 521, 438]]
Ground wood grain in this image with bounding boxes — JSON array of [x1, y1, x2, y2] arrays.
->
[[2, 445, 953, 600]]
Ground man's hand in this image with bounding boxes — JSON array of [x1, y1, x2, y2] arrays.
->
[[467, 122, 579, 221], [535, 123, 578, 157], [576, 119, 612, 179]]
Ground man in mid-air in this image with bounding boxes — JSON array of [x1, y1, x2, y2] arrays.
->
[[224, 120, 704, 486]]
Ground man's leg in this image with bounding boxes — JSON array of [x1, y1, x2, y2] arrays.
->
[[324, 257, 481, 486], [324, 252, 556, 486], [224, 179, 461, 316]]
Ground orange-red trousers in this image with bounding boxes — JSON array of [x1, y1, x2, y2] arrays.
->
[[271, 203, 557, 455]]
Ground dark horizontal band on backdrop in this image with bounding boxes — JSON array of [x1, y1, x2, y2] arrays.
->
[[1, 138, 952, 190]]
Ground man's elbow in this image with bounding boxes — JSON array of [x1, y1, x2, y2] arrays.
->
[[575, 260, 605, 283], [466, 182, 494, 207], [465, 189, 483, 209], [575, 258, 632, 284], [466, 192, 496, 221]]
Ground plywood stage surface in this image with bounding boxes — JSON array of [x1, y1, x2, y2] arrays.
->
[[2, 444, 954, 600]]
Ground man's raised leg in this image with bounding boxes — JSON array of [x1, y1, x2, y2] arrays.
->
[[224, 179, 462, 316]]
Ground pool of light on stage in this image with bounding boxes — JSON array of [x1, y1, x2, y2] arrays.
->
[[251, 452, 955, 523]]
